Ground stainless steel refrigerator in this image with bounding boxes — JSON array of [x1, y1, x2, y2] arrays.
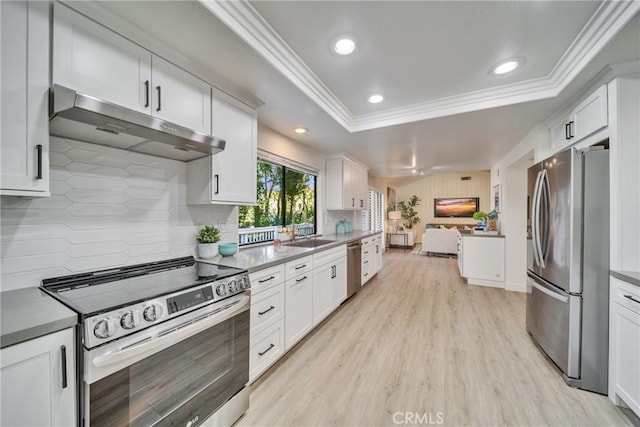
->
[[526, 147, 609, 395]]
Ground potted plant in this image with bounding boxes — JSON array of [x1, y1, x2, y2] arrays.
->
[[472, 210, 499, 231], [196, 225, 221, 259], [398, 195, 421, 229]]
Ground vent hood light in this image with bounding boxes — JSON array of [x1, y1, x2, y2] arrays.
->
[[492, 60, 520, 75], [49, 85, 225, 162]]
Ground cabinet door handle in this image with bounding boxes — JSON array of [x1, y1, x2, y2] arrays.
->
[[61, 345, 68, 389], [565, 123, 571, 140], [352, 197, 355, 207], [214, 174, 219, 195], [568, 121, 574, 138], [331, 265, 336, 278], [258, 343, 275, 356], [376, 245, 379, 254], [144, 80, 150, 108], [156, 86, 161, 112], [258, 305, 275, 316], [624, 294, 640, 305], [35, 144, 43, 180], [295, 275, 308, 283], [258, 275, 275, 283], [360, 200, 363, 208], [294, 264, 307, 270]]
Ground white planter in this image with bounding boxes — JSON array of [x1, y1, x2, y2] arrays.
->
[[198, 243, 219, 259]]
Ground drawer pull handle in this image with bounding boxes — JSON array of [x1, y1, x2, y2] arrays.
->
[[258, 343, 275, 356], [624, 294, 640, 305], [258, 305, 275, 316], [61, 345, 68, 389], [294, 264, 307, 270], [295, 275, 308, 283], [258, 276, 275, 283], [363, 260, 369, 264]]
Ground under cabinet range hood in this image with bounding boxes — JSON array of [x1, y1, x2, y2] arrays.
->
[[49, 85, 225, 162]]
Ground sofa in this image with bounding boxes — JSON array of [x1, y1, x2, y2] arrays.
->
[[421, 227, 459, 255]]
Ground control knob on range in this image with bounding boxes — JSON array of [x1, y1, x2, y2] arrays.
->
[[227, 280, 237, 293], [238, 276, 249, 290], [215, 283, 227, 297], [94, 317, 116, 339], [143, 304, 163, 322], [120, 310, 139, 330]]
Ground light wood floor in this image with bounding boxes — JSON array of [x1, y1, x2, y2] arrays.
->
[[237, 250, 631, 427]]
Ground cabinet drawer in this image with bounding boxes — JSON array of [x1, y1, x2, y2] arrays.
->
[[249, 263, 285, 294], [251, 283, 284, 334], [313, 245, 346, 268], [249, 319, 284, 383], [612, 277, 640, 315], [285, 255, 313, 280]]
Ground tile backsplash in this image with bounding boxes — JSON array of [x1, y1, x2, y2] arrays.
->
[[0, 137, 238, 291]]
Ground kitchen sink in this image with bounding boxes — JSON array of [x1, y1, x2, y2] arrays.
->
[[285, 239, 336, 248]]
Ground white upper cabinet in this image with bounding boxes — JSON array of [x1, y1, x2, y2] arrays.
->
[[52, 3, 212, 135], [151, 56, 211, 135], [187, 89, 257, 205], [326, 157, 369, 210], [1, 0, 50, 196], [552, 85, 608, 153], [53, 2, 152, 114]]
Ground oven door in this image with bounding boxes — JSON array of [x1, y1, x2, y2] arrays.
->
[[83, 294, 249, 427]]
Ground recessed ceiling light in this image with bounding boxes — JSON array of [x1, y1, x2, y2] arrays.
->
[[333, 38, 356, 55], [492, 60, 520, 75], [293, 127, 308, 134], [368, 94, 384, 104]]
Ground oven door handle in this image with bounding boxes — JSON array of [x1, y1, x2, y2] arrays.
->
[[92, 295, 250, 368]]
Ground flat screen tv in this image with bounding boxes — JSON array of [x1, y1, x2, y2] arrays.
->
[[434, 197, 479, 218]]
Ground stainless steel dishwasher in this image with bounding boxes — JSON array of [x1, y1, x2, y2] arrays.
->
[[346, 240, 362, 298]]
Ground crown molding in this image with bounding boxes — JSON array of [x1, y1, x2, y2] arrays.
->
[[200, 0, 639, 133]]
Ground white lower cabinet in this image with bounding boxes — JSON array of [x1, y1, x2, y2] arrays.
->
[[460, 235, 505, 288], [249, 245, 349, 382], [609, 276, 640, 417], [361, 233, 383, 285], [1, 328, 76, 427], [285, 272, 313, 350], [249, 318, 285, 382]]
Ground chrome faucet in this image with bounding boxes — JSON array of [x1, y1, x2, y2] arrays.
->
[[291, 209, 308, 241]]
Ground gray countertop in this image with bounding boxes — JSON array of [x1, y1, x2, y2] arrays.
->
[[459, 229, 505, 238], [611, 270, 640, 288], [1, 287, 78, 349], [207, 231, 379, 273]]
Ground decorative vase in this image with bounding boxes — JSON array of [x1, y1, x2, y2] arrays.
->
[[198, 243, 218, 259]]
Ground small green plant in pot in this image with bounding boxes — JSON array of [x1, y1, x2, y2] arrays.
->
[[196, 225, 221, 259]]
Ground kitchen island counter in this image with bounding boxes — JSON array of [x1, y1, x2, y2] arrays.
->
[[611, 270, 640, 288]]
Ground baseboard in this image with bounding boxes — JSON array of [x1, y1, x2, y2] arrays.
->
[[467, 278, 504, 289], [505, 282, 527, 293]]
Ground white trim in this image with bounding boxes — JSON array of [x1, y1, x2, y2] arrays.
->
[[257, 149, 319, 176], [505, 282, 528, 293], [199, 0, 639, 133]]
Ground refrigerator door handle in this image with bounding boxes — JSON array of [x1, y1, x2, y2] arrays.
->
[[529, 280, 569, 304], [539, 169, 551, 268], [531, 170, 543, 268]]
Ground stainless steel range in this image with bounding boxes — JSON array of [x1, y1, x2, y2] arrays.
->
[[42, 256, 250, 427]]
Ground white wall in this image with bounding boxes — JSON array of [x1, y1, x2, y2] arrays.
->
[[1, 137, 238, 291]]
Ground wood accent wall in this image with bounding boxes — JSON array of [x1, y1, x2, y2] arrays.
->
[[396, 171, 491, 231]]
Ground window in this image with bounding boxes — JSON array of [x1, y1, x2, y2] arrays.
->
[[239, 158, 317, 245], [362, 189, 386, 246]]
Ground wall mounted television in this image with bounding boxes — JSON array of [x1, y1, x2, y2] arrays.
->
[[434, 197, 479, 218]]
